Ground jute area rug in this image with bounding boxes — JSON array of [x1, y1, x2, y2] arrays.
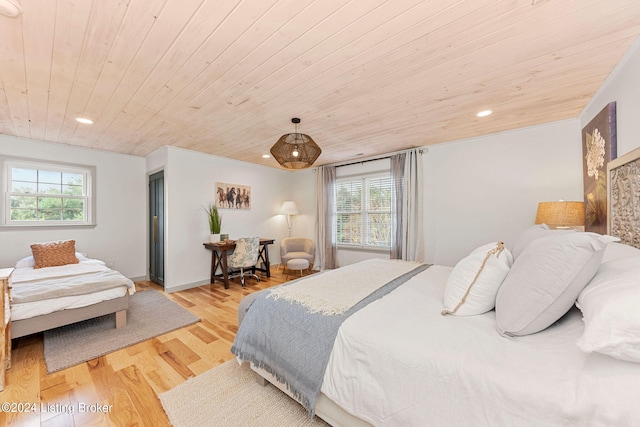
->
[[159, 360, 330, 427], [43, 290, 200, 373]]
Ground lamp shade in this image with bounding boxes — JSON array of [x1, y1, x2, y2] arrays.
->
[[280, 201, 299, 215], [535, 201, 585, 228], [270, 118, 321, 169]]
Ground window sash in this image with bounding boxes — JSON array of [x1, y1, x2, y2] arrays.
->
[[3, 159, 94, 227], [336, 172, 392, 248]]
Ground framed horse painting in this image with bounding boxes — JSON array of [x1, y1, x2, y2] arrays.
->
[[216, 182, 252, 210]]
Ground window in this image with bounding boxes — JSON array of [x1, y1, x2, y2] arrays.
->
[[3, 158, 95, 227], [336, 172, 392, 248]]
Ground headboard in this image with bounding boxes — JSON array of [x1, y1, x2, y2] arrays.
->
[[607, 146, 640, 249]]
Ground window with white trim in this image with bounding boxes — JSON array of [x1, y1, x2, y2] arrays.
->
[[335, 172, 392, 248], [3, 158, 95, 227]]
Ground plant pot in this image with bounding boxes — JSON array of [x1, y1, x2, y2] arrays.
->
[[210, 233, 221, 243]]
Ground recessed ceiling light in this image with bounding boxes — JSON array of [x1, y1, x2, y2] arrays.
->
[[476, 110, 492, 117], [262, 154, 270, 159], [76, 117, 94, 124]]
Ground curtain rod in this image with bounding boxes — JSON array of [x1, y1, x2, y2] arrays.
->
[[321, 146, 429, 169]]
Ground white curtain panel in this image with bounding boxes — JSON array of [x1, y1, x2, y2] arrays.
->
[[391, 153, 405, 259], [315, 165, 337, 270], [391, 149, 424, 261]]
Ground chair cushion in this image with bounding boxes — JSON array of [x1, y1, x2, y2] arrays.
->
[[283, 251, 314, 260], [288, 259, 310, 270], [281, 238, 315, 257], [286, 240, 307, 251], [228, 237, 260, 268]]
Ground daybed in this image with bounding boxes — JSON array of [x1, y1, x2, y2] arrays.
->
[[10, 240, 135, 339]]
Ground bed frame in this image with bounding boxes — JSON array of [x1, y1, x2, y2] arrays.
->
[[238, 290, 366, 425], [251, 364, 371, 427], [607, 146, 640, 249], [11, 294, 128, 339]]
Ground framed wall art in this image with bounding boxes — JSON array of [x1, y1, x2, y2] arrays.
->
[[582, 101, 617, 234], [607, 147, 640, 249], [216, 182, 251, 210]]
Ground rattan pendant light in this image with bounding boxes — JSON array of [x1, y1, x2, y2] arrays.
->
[[270, 118, 321, 169]]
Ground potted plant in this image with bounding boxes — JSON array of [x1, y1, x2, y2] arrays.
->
[[204, 202, 222, 243]]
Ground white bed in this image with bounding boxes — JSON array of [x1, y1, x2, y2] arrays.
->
[[10, 255, 135, 339], [237, 240, 640, 427], [235, 148, 640, 426], [322, 263, 640, 426]]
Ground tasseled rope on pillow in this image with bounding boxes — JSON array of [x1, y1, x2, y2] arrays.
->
[[441, 241, 505, 316]]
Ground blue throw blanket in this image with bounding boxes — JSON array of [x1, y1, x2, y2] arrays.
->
[[231, 262, 430, 415]]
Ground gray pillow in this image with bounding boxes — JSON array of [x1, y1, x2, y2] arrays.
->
[[511, 224, 575, 260], [496, 232, 618, 337]]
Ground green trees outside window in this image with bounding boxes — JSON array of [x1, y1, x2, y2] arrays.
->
[[7, 163, 90, 225], [336, 173, 392, 248]]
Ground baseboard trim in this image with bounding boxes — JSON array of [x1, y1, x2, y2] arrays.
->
[[164, 279, 211, 293]]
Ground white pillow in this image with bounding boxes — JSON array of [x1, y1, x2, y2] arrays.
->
[[442, 242, 513, 316], [14, 256, 35, 269], [511, 224, 575, 260], [511, 224, 550, 260], [577, 255, 640, 362], [14, 252, 88, 268], [601, 242, 640, 263], [496, 232, 618, 337]]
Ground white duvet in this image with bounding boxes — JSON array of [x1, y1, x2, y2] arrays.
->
[[11, 259, 135, 321], [321, 265, 640, 427]]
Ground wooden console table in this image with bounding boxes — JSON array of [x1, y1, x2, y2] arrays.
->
[[203, 238, 274, 289]]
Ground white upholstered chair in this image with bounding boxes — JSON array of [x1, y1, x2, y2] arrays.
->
[[227, 237, 261, 287], [280, 237, 315, 270]]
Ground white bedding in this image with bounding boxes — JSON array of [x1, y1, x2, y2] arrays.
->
[[269, 259, 422, 315], [11, 258, 135, 321], [11, 287, 127, 321], [321, 265, 640, 426]]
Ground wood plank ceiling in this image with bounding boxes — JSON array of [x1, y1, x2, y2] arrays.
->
[[0, 0, 639, 169]]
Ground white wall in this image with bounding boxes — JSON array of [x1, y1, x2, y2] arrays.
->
[[423, 37, 640, 266], [291, 159, 394, 267], [0, 135, 147, 278], [292, 120, 585, 268], [423, 119, 583, 266], [288, 168, 316, 241], [149, 146, 295, 292], [580, 37, 640, 158]]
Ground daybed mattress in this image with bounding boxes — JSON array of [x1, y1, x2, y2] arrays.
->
[[11, 287, 128, 321], [321, 265, 640, 426], [11, 259, 135, 321]]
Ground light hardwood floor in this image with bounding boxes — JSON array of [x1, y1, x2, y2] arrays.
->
[[0, 267, 306, 426]]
